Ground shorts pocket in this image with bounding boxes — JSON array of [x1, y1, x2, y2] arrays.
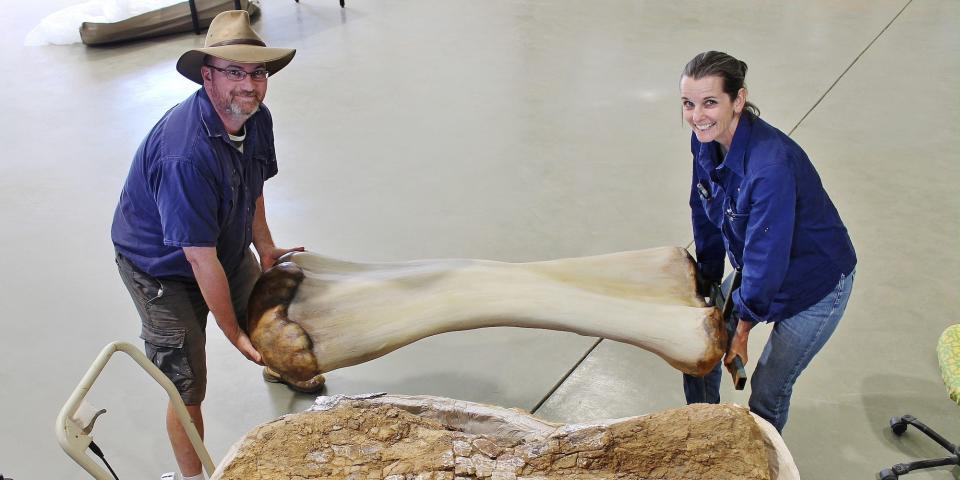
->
[[140, 320, 185, 349], [121, 260, 165, 308], [144, 280, 166, 309], [140, 321, 194, 391]]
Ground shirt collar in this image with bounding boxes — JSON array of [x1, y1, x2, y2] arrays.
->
[[695, 114, 754, 177], [197, 88, 227, 139], [721, 114, 753, 177]]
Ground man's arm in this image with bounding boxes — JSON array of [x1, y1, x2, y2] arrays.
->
[[183, 246, 263, 365], [252, 195, 304, 271]]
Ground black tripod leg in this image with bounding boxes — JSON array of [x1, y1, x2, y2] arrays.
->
[[188, 0, 201, 34]]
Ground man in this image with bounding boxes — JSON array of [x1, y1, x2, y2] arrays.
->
[[111, 11, 318, 480]]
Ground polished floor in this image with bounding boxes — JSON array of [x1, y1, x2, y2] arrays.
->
[[1, 1, 958, 478]]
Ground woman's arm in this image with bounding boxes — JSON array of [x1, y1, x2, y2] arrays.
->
[[734, 164, 797, 322], [690, 161, 725, 286]]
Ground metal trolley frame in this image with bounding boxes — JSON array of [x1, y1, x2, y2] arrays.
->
[[56, 341, 215, 479]]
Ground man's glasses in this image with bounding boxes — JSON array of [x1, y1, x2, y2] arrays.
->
[[204, 64, 270, 82]]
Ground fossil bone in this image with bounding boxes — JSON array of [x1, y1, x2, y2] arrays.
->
[[247, 246, 725, 383], [211, 394, 799, 480]]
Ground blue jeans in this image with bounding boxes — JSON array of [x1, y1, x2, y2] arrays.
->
[[682, 269, 855, 432]]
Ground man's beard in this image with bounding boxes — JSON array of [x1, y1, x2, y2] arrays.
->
[[217, 89, 262, 120], [227, 96, 261, 117]]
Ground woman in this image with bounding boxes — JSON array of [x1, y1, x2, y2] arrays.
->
[[680, 51, 857, 432]]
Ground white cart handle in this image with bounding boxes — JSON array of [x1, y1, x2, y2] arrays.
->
[[55, 341, 215, 479]]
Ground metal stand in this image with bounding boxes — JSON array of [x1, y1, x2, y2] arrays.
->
[[877, 414, 960, 479], [188, 0, 201, 34], [295, 0, 347, 7], [188, 0, 244, 35], [56, 342, 215, 480], [188, 0, 345, 35]]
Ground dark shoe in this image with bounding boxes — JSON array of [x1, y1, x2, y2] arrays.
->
[[262, 366, 326, 394]]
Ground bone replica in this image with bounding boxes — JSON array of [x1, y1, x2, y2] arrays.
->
[[247, 246, 725, 386], [212, 394, 800, 480]]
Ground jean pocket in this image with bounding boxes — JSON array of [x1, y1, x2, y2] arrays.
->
[[832, 272, 847, 309]]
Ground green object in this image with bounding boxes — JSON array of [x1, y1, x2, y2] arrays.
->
[[937, 324, 960, 405]]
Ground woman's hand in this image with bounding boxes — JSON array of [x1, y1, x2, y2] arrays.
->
[[724, 319, 754, 367], [259, 246, 305, 271]]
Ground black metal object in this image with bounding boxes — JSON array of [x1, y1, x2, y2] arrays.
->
[[88, 441, 121, 480], [877, 414, 960, 479], [295, 0, 347, 6], [188, 0, 201, 34], [188, 0, 346, 35], [186, 0, 241, 34], [709, 270, 747, 390]]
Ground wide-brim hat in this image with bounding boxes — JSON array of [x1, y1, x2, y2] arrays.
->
[[176, 10, 295, 85]]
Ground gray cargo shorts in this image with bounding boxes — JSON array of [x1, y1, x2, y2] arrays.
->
[[115, 249, 261, 405]]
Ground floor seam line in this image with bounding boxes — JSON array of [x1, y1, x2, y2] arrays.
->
[[787, 0, 914, 137], [530, 337, 604, 414]]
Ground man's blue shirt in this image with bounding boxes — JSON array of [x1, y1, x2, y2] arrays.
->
[[690, 114, 856, 323], [112, 88, 278, 280]]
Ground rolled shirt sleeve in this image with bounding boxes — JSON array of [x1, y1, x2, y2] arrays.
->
[[734, 164, 797, 322]]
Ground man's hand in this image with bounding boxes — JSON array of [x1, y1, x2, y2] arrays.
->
[[724, 319, 753, 368], [231, 332, 264, 365], [184, 246, 266, 366], [258, 246, 305, 271]]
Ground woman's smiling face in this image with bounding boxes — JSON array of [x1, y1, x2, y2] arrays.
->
[[680, 75, 744, 151]]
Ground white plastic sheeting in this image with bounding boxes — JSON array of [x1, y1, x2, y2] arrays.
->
[[25, 0, 181, 46]]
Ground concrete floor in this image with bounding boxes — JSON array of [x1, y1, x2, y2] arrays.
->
[[1, 0, 958, 478]]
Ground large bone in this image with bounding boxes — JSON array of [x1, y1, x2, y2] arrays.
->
[[212, 394, 799, 479], [247, 246, 725, 382]]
